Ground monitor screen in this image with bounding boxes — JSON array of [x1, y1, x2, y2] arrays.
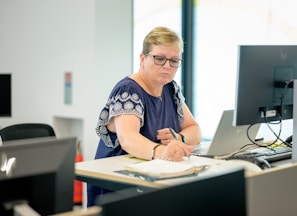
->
[[99, 168, 246, 216], [233, 45, 297, 126], [0, 74, 12, 117], [0, 136, 77, 215]]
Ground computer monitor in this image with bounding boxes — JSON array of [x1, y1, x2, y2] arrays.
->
[[0, 136, 77, 215], [0, 74, 12, 117], [233, 45, 297, 126], [99, 168, 246, 216]]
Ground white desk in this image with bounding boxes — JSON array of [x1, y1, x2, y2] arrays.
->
[[75, 155, 166, 190], [76, 155, 297, 216], [75, 155, 236, 190]]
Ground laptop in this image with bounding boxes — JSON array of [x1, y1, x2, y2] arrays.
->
[[195, 110, 260, 156]]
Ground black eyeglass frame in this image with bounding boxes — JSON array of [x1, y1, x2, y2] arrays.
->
[[145, 53, 183, 68]]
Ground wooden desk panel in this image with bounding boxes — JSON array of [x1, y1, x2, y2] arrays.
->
[[246, 162, 297, 216]]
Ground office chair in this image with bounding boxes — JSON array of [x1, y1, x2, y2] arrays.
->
[[0, 123, 56, 142]]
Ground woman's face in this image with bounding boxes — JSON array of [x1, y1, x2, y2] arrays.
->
[[140, 44, 181, 86]]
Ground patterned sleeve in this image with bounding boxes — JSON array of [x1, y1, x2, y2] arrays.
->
[[95, 80, 145, 146], [171, 80, 185, 125]]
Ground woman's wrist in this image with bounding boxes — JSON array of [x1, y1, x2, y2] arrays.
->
[[151, 144, 163, 160]]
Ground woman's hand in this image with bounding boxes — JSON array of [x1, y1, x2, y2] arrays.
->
[[156, 140, 194, 162], [157, 128, 179, 145]]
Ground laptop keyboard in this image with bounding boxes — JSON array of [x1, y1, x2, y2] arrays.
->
[[228, 146, 292, 163]]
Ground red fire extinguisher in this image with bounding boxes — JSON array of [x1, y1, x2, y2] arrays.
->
[[74, 141, 83, 205]]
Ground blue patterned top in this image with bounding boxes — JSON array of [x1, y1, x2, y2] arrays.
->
[[94, 76, 185, 159]]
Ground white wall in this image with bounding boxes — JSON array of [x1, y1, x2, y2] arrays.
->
[[0, 0, 133, 161]]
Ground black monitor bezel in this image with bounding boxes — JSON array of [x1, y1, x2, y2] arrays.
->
[[233, 45, 297, 126], [0, 74, 12, 117], [0, 136, 77, 215], [100, 168, 246, 216]]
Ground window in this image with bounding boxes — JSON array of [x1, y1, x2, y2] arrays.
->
[[193, 0, 297, 140]]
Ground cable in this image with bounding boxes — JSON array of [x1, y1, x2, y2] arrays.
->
[[246, 123, 275, 148], [271, 80, 293, 147], [257, 80, 293, 148]]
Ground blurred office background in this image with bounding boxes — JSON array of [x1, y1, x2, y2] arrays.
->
[[1, 0, 296, 165]]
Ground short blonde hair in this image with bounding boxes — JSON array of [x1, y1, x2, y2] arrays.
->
[[142, 26, 184, 55]]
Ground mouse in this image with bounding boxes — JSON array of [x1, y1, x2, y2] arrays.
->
[[285, 135, 293, 147], [221, 159, 262, 174], [253, 158, 271, 169], [285, 135, 292, 144]]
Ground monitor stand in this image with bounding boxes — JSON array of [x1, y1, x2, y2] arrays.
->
[[292, 80, 297, 162]]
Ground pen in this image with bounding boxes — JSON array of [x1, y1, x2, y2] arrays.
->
[[169, 128, 191, 161], [169, 128, 178, 140]]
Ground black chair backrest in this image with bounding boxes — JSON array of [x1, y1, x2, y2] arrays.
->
[[0, 123, 56, 141]]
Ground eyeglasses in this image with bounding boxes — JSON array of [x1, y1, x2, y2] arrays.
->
[[145, 53, 183, 68]]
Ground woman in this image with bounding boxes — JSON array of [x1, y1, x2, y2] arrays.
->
[[88, 26, 202, 206]]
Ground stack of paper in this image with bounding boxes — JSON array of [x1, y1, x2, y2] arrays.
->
[[124, 158, 208, 180]]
